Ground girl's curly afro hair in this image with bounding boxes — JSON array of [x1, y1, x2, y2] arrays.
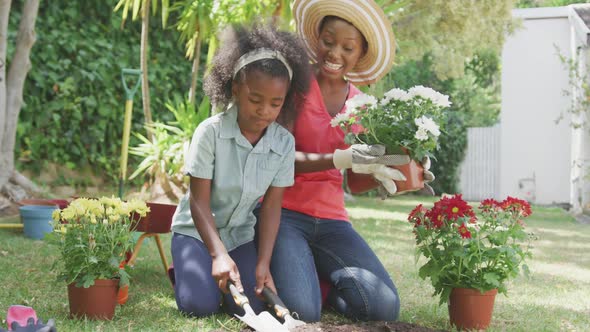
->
[[204, 23, 311, 127]]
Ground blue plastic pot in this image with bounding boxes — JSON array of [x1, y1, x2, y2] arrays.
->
[[19, 205, 57, 240]]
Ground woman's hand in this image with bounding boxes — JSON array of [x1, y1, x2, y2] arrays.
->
[[212, 253, 242, 293], [254, 262, 276, 297]]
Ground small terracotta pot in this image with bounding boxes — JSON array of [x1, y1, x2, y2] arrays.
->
[[117, 285, 129, 305], [394, 158, 424, 193], [347, 170, 380, 194], [346, 159, 424, 194], [448, 288, 498, 330], [117, 261, 129, 305], [67, 279, 119, 320], [18, 199, 69, 209]]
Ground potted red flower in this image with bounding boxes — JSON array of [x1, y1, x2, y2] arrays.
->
[[408, 195, 536, 330]]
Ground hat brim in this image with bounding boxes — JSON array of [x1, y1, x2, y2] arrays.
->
[[293, 0, 396, 85]]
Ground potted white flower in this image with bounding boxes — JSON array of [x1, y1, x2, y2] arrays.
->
[[332, 85, 450, 192]]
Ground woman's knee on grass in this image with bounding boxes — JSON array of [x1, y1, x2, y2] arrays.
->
[[328, 267, 400, 321]]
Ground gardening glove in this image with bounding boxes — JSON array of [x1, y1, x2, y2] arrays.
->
[[421, 156, 436, 196], [333, 144, 410, 170], [375, 156, 436, 199], [352, 164, 407, 197], [5, 318, 57, 332]]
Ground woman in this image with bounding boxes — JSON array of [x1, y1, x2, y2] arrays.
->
[[257, 0, 434, 322]]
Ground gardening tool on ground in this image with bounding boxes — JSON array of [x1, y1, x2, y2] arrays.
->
[[118, 68, 142, 199], [228, 282, 287, 332], [262, 287, 306, 330]]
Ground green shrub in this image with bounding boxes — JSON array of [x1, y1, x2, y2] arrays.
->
[[15, 1, 193, 182]]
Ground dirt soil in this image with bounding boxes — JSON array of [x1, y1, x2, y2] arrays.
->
[[290, 321, 446, 332], [212, 321, 446, 332]]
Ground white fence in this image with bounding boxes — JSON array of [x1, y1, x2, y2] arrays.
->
[[459, 125, 501, 201]]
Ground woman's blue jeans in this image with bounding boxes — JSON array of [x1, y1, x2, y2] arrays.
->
[[255, 208, 400, 322]]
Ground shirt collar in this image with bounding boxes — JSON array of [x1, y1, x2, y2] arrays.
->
[[219, 104, 240, 139], [219, 104, 285, 155]]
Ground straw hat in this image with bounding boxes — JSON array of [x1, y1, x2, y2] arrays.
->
[[293, 0, 396, 85]]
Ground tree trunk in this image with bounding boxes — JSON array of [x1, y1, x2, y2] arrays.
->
[[140, 0, 153, 141], [0, 0, 13, 190], [188, 36, 201, 105], [0, 0, 39, 198]]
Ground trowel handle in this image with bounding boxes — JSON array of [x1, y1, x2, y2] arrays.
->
[[262, 287, 290, 319], [228, 282, 249, 307]]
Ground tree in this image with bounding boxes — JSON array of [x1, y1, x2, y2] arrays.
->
[[115, 0, 171, 142], [383, 0, 518, 79], [0, 0, 40, 208]]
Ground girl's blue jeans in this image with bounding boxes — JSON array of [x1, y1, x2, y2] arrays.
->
[[170, 233, 265, 317], [254, 208, 400, 322]]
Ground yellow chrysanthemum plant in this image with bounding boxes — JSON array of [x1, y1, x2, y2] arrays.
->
[[47, 197, 149, 288]]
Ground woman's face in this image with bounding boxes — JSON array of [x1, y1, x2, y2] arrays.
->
[[316, 17, 366, 80], [232, 69, 289, 139]]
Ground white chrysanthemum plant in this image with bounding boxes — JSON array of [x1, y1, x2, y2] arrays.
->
[[331, 85, 450, 161]]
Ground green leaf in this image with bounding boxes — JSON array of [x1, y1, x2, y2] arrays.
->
[[483, 272, 500, 288]]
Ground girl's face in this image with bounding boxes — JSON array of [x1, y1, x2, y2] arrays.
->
[[316, 18, 366, 80], [232, 69, 289, 140]]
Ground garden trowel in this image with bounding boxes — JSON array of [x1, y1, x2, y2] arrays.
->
[[228, 282, 288, 332], [262, 287, 306, 330]]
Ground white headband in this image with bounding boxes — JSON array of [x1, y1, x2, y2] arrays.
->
[[232, 48, 293, 81]]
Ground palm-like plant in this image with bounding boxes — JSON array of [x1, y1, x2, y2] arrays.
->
[[129, 97, 210, 201]]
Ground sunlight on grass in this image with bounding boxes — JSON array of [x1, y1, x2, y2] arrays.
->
[[2, 196, 590, 331], [378, 197, 436, 208], [535, 238, 590, 249], [534, 227, 590, 239], [530, 261, 590, 283], [347, 207, 408, 221]]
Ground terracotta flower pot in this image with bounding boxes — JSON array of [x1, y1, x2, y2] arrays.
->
[[132, 202, 177, 233], [67, 279, 119, 320], [347, 159, 424, 194], [448, 288, 498, 330]]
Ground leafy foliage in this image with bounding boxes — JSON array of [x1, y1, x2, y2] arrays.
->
[[453, 50, 501, 127], [129, 97, 210, 199], [555, 46, 590, 129], [386, 0, 518, 79], [429, 111, 467, 194], [129, 96, 210, 180], [408, 195, 536, 304], [15, 1, 192, 179], [47, 197, 149, 287]]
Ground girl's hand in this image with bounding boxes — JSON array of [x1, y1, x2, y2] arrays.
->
[[254, 262, 276, 297], [212, 253, 242, 293]]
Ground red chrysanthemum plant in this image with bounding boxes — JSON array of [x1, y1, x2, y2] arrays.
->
[[408, 194, 536, 304]]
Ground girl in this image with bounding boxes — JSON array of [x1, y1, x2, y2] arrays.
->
[[258, 0, 434, 323], [169, 23, 310, 317]]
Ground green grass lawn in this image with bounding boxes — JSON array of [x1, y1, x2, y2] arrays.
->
[[1, 196, 589, 331]]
